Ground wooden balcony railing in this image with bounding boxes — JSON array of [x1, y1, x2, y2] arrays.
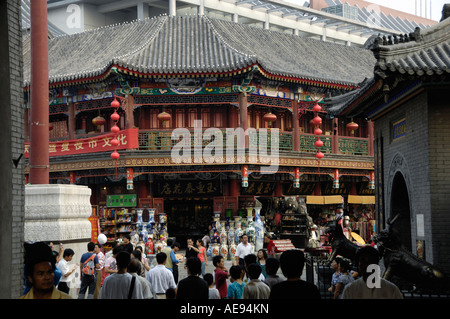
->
[[137, 129, 371, 156]]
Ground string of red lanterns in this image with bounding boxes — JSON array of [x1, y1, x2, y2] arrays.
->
[[110, 97, 120, 162], [312, 102, 324, 160]]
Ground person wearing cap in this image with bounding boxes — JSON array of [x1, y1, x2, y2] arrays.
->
[[21, 242, 71, 299]]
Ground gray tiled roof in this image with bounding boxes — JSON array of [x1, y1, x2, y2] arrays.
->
[[373, 18, 450, 76], [324, 17, 450, 117], [23, 15, 376, 88]]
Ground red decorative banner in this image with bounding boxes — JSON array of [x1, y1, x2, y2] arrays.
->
[[24, 128, 139, 158], [88, 215, 100, 244]]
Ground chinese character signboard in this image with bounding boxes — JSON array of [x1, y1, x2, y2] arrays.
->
[[392, 118, 406, 141], [106, 194, 138, 207], [24, 128, 139, 158], [154, 180, 222, 197]]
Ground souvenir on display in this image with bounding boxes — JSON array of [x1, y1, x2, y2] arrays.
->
[[254, 206, 265, 251], [212, 243, 220, 257], [220, 243, 228, 260]]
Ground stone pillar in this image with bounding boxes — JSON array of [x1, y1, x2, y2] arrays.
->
[[25, 184, 93, 298]]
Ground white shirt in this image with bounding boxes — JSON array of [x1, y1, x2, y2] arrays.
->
[[146, 265, 177, 295], [96, 251, 105, 270], [130, 272, 153, 299], [57, 259, 72, 283], [99, 273, 144, 299], [342, 277, 403, 299], [235, 242, 254, 259]]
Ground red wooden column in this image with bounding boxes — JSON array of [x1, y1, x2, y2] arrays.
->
[[126, 94, 135, 129], [29, 0, 49, 184], [292, 100, 300, 151], [332, 118, 339, 154], [368, 120, 374, 156], [68, 102, 76, 139], [238, 93, 249, 148]]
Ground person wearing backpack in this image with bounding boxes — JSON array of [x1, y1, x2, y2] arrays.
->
[[78, 242, 100, 299]]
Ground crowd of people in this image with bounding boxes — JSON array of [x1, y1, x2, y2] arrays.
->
[[21, 234, 403, 300]]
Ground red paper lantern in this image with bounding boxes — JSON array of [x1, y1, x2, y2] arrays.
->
[[111, 111, 120, 122], [346, 121, 359, 134], [313, 103, 322, 112], [315, 139, 323, 148], [111, 98, 120, 109], [111, 150, 120, 160], [92, 116, 106, 127], [314, 128, 323, 136], [316, 151, 324, 159], [157, 112, 171, 123], [111, 124, 120, 134], [312, 115, 322, 125], [111, 137, 120, 147], [263, 112, 277, 123]]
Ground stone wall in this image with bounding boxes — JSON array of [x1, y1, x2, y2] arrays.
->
[[0, 0, 25, 299], [374, 91, 434, 262], [428, 88, 450, 272]]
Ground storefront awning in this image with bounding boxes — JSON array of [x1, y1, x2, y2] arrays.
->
[[348, 195, 375, 204], [306, 195, 344, 205]]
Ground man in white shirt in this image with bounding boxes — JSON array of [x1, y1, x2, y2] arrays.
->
[[146, 252, 177, 299], [56, 248, 77, 295], [342, 246, 403, 299], [94, 243, 105, 299], [235, 234, 254, 268], [128, 258, 153, 299], [99, 251, 144, 299]]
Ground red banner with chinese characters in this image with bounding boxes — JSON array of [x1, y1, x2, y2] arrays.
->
[[88, 215, 100, 243], [24, 128, 139, 158]]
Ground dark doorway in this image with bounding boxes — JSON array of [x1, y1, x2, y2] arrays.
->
[[390, 172, 412, 252], [165, 198, 212, 248]]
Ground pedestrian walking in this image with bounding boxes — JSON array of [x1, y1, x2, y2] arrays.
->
[[242, 263, 271, 299], [78, 242, 100, 299], [342, 246, 403, 299], [204, 273, 220, 299], [196, 239, 208, 277], [234, 234, 253, 268], [128, 258, 153, 299], [99, 251, 143, 299], [176, 257, 209, 299], [226, 265, 246, 299], [104, 244, 122, 277], [334, 258, 354, 299], [269, 249, 321, 300], [146, 252, 177, 299], [21, 242, 71, 299], [263, 257, 285, 289], [56, 248, 77, 295], [213, 255, 229, 299], [161, 238, 179, 273], [93, 243, 105, 299]]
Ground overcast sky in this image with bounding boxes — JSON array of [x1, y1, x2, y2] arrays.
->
[[285, 0, 447, 21]]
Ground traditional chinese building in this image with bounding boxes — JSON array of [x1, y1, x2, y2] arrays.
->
[[326, 10, 450, 273], [23, 15, 377, 246]]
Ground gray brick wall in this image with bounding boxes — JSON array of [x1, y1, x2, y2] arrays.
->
[[375, 88, 450, 274], [0, 0, 24, 299], [375, 92, 434, 261], [428, 89, 450, 272]]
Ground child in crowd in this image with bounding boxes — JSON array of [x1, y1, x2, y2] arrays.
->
[[204, 273, 220, 299], [226, 265, 246, 299], [213, 255, 229, 299]]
